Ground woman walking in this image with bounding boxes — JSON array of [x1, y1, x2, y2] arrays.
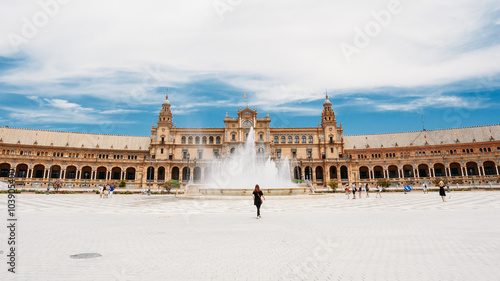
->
[[253, 184, 265, 219], [352, 183, 356, 199], [439, 181, 446, 202], [365, 183, 370, 198], [375, 184, 382, 198], [345, 184, 350, 199]]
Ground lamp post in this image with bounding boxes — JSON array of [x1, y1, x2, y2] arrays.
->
[[299, 158, 303, 182], [344, 153, 350, 186], [442, 154, 450, 192], [193, 158, 197, 183], [46, 156, 54, 195], [186, 153, 190, 183], [307, 153, 312, 181], [148, 162, 152, 196]]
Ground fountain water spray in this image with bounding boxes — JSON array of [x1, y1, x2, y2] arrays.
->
[[206, 127, 296, 189]]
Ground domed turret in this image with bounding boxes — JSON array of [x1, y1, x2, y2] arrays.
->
[[323, 94, 332, 106]]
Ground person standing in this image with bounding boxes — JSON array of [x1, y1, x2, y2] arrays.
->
[[365, 183, 369, 198], [423, 183, 428, 194], [253, 184, 265, 219], [102, 185, 107, 199], [358, 185, 362, 199], [439, 181, 446, 202], [345, 184, 350, 199], [109, 184, 114, 198], [352, 183, 356, 199], [375, 184, 382, 198], [99, 185, 104, 198]]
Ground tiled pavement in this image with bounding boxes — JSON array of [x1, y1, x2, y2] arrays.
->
[[0, 191, 499, 280]]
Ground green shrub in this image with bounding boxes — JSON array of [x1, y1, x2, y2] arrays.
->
[[162, 179, 180, 194], [119, 180, 126, 187], [328, 180, 338, 193]]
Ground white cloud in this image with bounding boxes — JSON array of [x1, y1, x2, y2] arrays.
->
[[0, 0, 498, 107]]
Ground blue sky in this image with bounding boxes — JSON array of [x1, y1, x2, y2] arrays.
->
[[0, 0, 499, 136]]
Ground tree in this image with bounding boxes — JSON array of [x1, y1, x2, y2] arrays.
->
[[52, 179, 63, 193], [432, 178, 448, 186], [328, 180, 338, 193], [119, 179, 126, 188], [162, 179, 180, 194], [376, 179, 391, 192]]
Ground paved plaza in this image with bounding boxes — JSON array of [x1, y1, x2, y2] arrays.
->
[[0, 191, 499, 280]]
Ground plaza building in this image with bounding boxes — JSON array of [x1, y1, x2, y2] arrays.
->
[[0, 93, 499, 189]]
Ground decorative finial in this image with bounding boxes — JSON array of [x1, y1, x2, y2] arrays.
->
[[325, 89, 328, 100], [166, 89, 168, 100]]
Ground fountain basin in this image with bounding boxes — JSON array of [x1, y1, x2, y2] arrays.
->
[[186, 184, 309, 196]]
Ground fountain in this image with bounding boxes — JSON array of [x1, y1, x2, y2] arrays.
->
[[186, 127, 307, 195]]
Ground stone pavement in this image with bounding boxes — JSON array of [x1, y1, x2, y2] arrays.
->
[[0, 191, 499, 280]]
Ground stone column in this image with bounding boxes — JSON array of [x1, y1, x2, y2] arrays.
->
[[44, 169, 48, 179], [481, 166, 485, 177], [62, 170, 66, 179], [496, 165, 499, 176], [464, 168, 468, 177], [431, 168, 435, 178], [29, 168, 33, 178]]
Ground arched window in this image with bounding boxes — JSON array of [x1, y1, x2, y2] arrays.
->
[[231, 133, 236, 141], [195, 136, 200, 144], [259, 134, 264, 140], [274, 136, 279, 143], [216, 136, 221, 144], [209, 136, 214, 144], [308, 136, 313, 143], [181, 136, 186, 144], [243, 121, 253, 127], [188, 136, 193, 144], [281, 136, 286, 143], [288, 136, 292, 143], [302, 136, 306, 143], [202, 136, 207, 144], [295, 136, 299, 143]]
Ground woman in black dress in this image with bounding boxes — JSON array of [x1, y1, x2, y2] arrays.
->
[[253, 184, 265, 219], [439, 181, 446, 202]]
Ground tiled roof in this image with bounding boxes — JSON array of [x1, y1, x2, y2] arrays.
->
[[0, 127, 150, 151], [344, 125, 499, 150]]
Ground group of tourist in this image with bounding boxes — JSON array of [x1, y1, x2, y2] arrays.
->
[[99, 184, 114, 199], [344, 183, 382, 199]]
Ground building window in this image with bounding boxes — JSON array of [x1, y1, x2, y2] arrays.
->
[[276, 149, 281, 159], [195, 136, 200, 144], [260, 134, 264, 140], [181, 136, 186, 144], [281, 136, 285, 143], [188, 136, 193, 144], [274, 136, 279, 143], [161, 149, 164, 154], [308, 136, 313, 143], [295, 136, 299, 143], [216, 136, 221, 144], [209, 136, 214, 144], [288, 136, 292, 143], [302, 136, 306, 143], [202, 137, 207, 144]]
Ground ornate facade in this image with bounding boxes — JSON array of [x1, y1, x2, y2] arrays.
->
[[1, 93, 499, 189]]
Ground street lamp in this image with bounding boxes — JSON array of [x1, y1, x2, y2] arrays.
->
[[186, 152, 190, 183], [299, 158, 303, 182], [46, 156, 54, 195], [344, 153, 350, 186], [148, 161, 152, 196], [307, 153, 312, 181], [442, 154, 450, 192], [193, 158, 197, 183]]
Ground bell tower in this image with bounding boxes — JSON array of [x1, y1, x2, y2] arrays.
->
[[157, 92, 173, 128], [321, 94, 336, 127]]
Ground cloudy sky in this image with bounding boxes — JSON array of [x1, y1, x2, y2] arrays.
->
[[0, 0, 499, 136]]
